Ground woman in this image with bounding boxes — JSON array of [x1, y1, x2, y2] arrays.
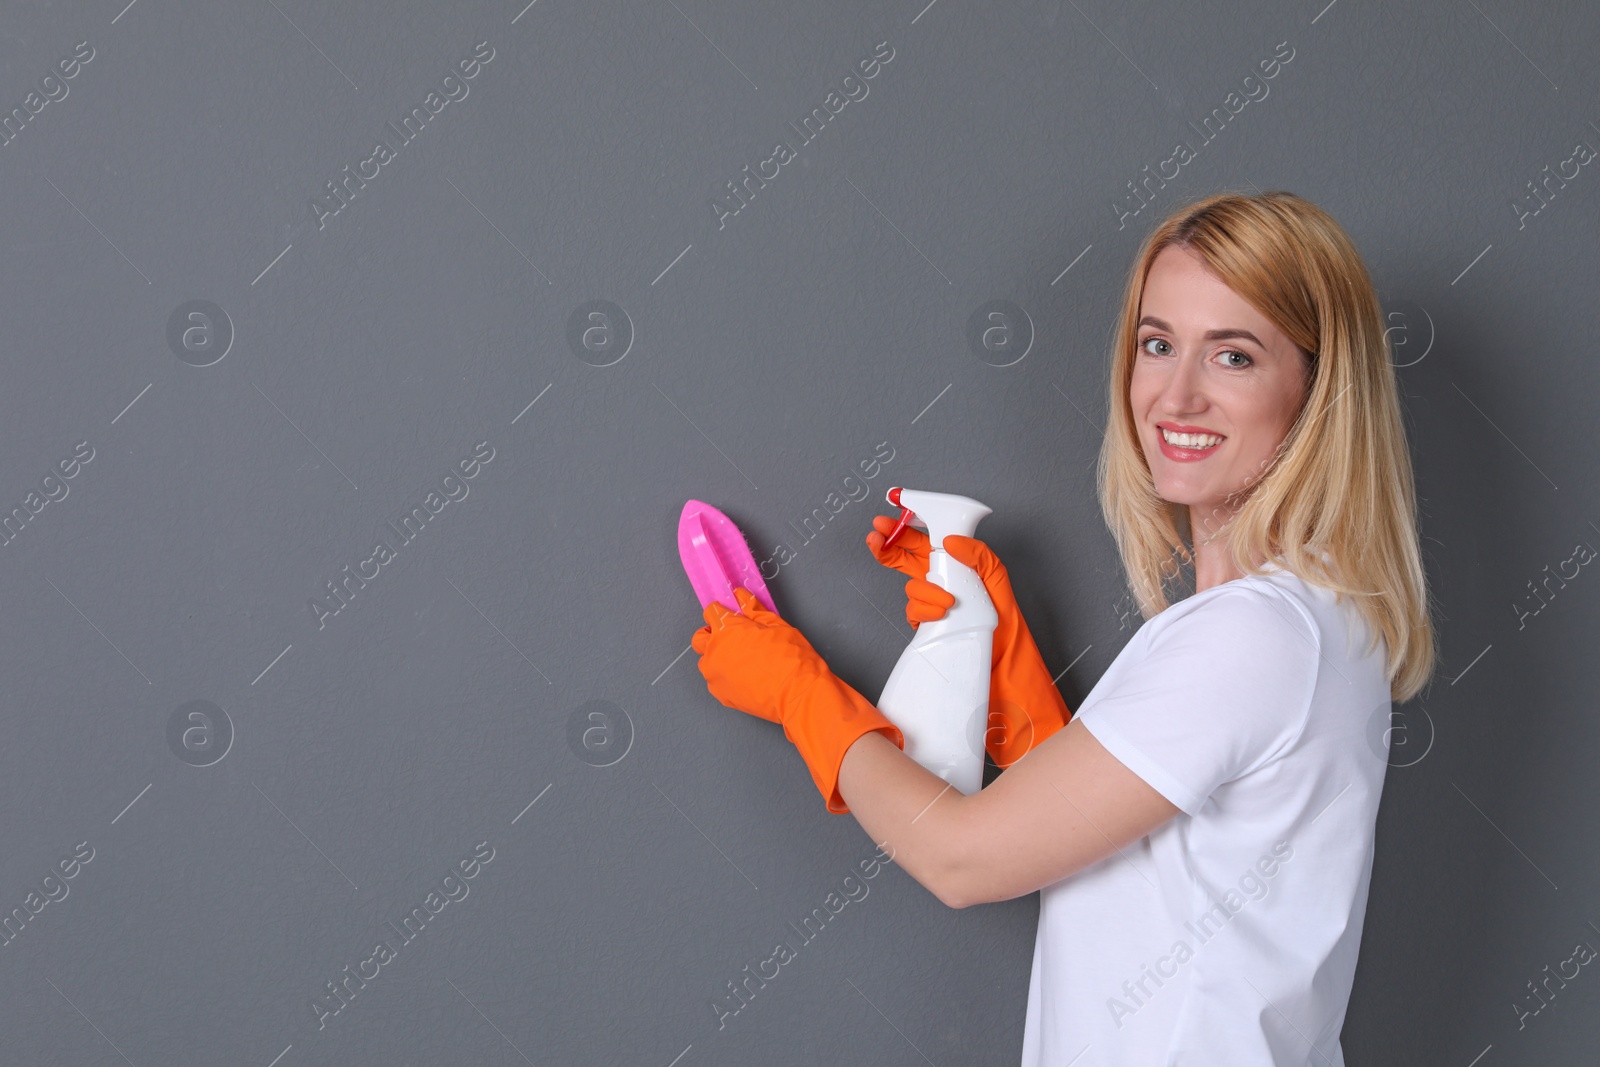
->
[[691, 190, 1436, 1064]]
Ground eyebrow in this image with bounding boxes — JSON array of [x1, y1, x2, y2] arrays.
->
[[1138, 315, 1264, 348]]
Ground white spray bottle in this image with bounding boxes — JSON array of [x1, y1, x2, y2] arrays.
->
[[874, 487, 998, 796]]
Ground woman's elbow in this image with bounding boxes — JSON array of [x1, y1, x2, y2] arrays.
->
[[927, 797, 995, 909], [941, 874, 1034, 910], [900, 847, 972, 909], [935, 839, 1041, 909], [931, 836, 983, 909], [935, 880, 973, 910]]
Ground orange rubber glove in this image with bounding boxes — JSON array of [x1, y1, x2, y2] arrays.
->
[[867, 514, 1071, 769], [692, 586, 905, 814]]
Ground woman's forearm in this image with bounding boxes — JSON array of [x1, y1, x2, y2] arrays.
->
[[835, 729, 974, 908]]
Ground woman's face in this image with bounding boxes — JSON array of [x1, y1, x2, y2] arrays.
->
[[1130, 244, 1311, 536]]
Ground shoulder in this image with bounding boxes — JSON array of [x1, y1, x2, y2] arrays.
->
[[1144, 575, 1322, 676], [1154, 574, 1319, 643], [1085, 572, 1325, 793]]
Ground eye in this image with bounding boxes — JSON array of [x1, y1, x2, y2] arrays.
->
[[1219, 349, 1253, 368], [1139, 336, 1170, 356]]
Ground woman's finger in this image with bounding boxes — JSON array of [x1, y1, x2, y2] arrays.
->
[[867, 515, 932, 577], [906, 576, 954, 605], [905, 576, 955, 625], [871, 513, 931, 550]]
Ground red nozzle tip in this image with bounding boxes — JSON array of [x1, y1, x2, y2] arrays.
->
[[882, 488, 914, 549]]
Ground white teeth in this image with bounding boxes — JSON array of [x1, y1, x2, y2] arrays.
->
[[1161, 428, 1223, 449]]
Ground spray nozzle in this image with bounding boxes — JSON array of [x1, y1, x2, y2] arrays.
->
[[881, 486, 992, 551], [882, 486, 917, 549]]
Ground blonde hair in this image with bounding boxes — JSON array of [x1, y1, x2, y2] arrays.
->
[[1097, 190, 1436, 703]]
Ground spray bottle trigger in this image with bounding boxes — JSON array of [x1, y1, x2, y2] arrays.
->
[[882, 486, 916, 549], [883, 507, 917, 549]]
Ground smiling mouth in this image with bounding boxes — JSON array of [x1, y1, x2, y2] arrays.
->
[[1159, 426, 1224, 450]]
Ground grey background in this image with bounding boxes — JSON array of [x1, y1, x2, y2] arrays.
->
[[0, 0, 1595, 1063]]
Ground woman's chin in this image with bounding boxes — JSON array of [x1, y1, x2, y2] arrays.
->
[[1155, 487, 1237, 523], [1152, 482, 1209, 508]]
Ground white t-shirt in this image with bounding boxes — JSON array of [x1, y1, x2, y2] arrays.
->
[[1020, 559, 1393, 1066]]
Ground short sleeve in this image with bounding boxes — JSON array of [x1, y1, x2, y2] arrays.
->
[[1074, 584, 1320, 817]]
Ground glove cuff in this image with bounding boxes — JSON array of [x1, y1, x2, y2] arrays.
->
[[779, 661, 905, 814], [987, 615, 1072, 768]]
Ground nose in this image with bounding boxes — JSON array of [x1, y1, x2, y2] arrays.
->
[[1158, 350, 1208, 416]]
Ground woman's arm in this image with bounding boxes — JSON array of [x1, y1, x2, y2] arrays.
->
[[837, 716, 1182, 908]]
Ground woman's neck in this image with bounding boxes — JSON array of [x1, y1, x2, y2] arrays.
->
[[1193, 543, 1245, 593], [1187, 503, 1253, 593]]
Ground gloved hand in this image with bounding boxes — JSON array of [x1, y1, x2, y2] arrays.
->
[[692, 586, 905, 814], [867, 514, 1071, 768]]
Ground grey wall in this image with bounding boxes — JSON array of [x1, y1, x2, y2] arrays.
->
[[1, 0, 1595, 1063]]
